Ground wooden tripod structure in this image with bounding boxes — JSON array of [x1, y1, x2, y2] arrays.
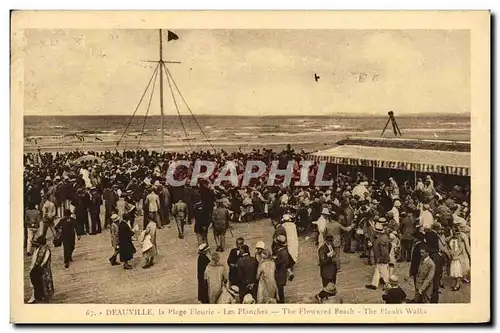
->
[[115, 29, 214, 152], [381, 110, 402, 137]]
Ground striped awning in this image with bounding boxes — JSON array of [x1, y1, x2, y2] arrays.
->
[[307, 145, 470, 176]]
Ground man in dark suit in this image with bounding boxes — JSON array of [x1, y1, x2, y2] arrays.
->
[[273, 235, 293, 304], [342, 200, 356, 253], [227, 237, 245, 287], [55, 209, 80, 268], [236, 245, 259, 301], [318, 234, 338, 291]]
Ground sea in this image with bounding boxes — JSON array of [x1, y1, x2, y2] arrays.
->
[[23, 114, 470, 154]]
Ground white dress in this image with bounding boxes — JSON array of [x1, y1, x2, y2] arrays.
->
[[449, 239, 463, 278]]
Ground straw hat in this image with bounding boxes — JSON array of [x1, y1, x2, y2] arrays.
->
[[255, 241, 265, 250], [228, 285, 239, 297], [321, 208, 330, 215], [242, 294, 255, 304], [389, 275, 399, 285], [111, 214, 120, 222], [378, 217, 387, 223], [374, 223, 384, 232], [198, 243, 210, 254]]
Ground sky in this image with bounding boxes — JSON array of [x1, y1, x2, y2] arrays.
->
[[23, 29, 470, 116]]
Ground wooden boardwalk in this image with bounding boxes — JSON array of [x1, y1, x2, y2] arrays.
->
[[23, 216, 470, 304]]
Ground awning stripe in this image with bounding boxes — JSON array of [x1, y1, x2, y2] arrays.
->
[[307, 154, 469, 176]]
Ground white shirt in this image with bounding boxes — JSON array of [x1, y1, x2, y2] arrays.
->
[[420, 210, 434, 229]]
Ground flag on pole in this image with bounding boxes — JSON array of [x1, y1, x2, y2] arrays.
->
[[167, 30, 179, 41]]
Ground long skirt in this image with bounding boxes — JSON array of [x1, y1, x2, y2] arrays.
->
[[449, 259, 463, 278]]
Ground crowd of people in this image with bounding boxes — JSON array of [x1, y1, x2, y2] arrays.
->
[[23, 147, 471, 304]]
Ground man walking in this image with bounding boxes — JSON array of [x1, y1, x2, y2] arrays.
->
[[145, 187, 161, 229], [318, 234, 339, 292], [88, 187, 102, 235], [25, 202, 41, 256], [171, 197, 188, 239], [55, 209, 80, 268], [41, 194, 57, 239], [365, 222, 391, 290], [274, 235, 294, 303]]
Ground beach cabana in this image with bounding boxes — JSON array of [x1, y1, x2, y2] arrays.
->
[[307, 137, 470, 184]]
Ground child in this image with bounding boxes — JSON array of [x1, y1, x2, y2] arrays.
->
[[382, 275, 407, 304]]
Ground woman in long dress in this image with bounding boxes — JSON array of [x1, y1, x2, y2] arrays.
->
[[141, 219, 157, 269], [28, 236, 54, 304], [448, 228, 463, 291], [204, 252, 228, 304], [457, 227, 471, 283], [256, 249, 279, 303], [282, 215, 299, 264]]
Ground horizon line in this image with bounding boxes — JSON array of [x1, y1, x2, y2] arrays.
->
[[24, 112, 471, 118]]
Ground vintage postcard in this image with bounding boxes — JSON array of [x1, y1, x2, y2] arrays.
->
[[10, 11, 490, 323]]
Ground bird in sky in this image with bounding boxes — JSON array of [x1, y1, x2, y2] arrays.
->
[[314, 73, 320, 82]]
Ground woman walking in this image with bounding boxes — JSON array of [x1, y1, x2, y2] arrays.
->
[[141, 217, 158, 269], [27, 236, 54, 304], [256, 249, 279, 303], [204, 252, 228, 304]]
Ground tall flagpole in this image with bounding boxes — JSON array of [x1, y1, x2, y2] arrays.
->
[[159, 29, 165, 150]]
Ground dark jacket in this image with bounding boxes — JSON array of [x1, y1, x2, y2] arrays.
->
[[424, 231, 440, 253], [56, 216, 78, 247], [274, 246, 292, 287], [236, 255, 259, 287], [318, 243, 337, 279], [382, 287, 407, 304], [118, 220, 135, 261], [227, 248, 243, 285], [197, 254, 211, 304], [409, 240, 425, 277]]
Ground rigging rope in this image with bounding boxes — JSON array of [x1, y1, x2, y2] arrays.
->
[[162, 62, 192, 151], [137, 65, 159, 149], [115, 62, 160, 151], [165, 66, 216, 153]]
